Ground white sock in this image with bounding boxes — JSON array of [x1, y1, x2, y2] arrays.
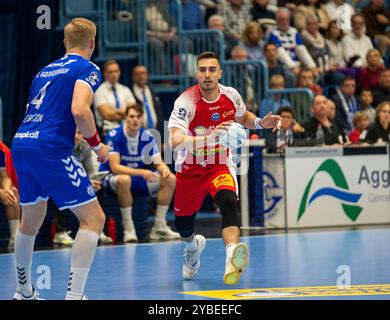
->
[[154, 205, 169, 228], [226, 243, 235, 258], [120, 207, 134, 231], [14, 231, 36, 296], [65, 229, 99, 300], [8, 219, 20, 240], [184, 236, 197, 252]]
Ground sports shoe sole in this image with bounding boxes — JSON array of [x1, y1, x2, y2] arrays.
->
[[223, 243, 249, 285]]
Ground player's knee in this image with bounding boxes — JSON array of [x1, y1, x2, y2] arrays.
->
[[214, 190, 240, 229], [166, 174, 176, 190], [174, 214, 196, 238], [117, 175, 131, 190]]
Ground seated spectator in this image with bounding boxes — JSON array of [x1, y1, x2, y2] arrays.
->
[[260, 74, 291, 117], [251, 0, 276, 29], [348, 112, 370, 144], [294, 0, 330, 32], [268, 8, 317, 76], [359, 49, 385, 90], [330, 76, 361, 134], [297, 68, 323, 95], [198, 0, 224, 22], [325, 20, 346, 70], [240, 21, 265, 61], [208, 14, 238, 59], [361, 0, 390, 57], [0, 141, 20, 251], [341, 14, 374, 68], [365, 101, 390, 143], [360, 88, 377, 124], [373, 69, 390, 106], [94, 60, 136, 137], [325, 0, 355, 32], [263, 41, 296, 87], [218, 0, 252, 42], [302, 95, 345, 145], [100, 104, 180, 242], [264, 106, 306, 152]]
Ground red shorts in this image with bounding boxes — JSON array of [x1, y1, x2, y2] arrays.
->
[[174, 165, 238, 216]]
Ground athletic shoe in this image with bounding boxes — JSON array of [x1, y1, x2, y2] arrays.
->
[[183, 235, 206, 280], [99, 232, 113, 244], [149, 223, 181, 240], [123, 229, 138, 243], [53, 231, 74, 246], [223, 242, 249, 285], [13, 286, 42, 300]]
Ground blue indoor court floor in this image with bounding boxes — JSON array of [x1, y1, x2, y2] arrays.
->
[[0, 227, 390, 300]]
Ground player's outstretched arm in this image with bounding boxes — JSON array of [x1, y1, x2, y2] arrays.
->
[[235, 111, 282, 132], [71, 81, 109, 162]]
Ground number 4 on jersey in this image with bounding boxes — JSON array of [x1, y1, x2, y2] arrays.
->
[[31, 81, 51, 110]]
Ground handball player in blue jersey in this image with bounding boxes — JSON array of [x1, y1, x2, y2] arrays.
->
[[11, 18, 109, 300]]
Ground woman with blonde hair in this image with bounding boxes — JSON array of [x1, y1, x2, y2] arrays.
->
[[365, 101, 390, 144], [239, 21, 264, 61]]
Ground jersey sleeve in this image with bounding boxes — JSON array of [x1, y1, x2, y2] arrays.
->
[[104, 129, 121, 154], [77, 64, 102, 93], [228, 87, 247, 118], [167, 96, 193, 132]]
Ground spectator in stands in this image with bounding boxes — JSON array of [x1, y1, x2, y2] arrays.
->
[[373, 69, 390, 106], [240, 21, 265, 61], [360, 88, 377, 124], [208, 14, 238, 58], [325, 0, 355, 32], [53, 130, 113, 246], [100, 104, 180, 242], [359, 49, 385, 90], [94, 60, 136, 136], [361, 0, 390, 57], [146, 2, 180, 75], [326, 98, 347, 139], [180, 0, 205, 30], [302, 95, 345, 145], [251, 0, 276, 26], [0, 141, 20, 250], [365, 101, 390, 143], [218, 0, 252, 41], [325, 20, 346, 69], [297, 68, 323, 95], [349, 112, 370, 144], [130, 65, 164, 141], [330, 76, 361, 134], [265, 106, 305, 152], [198, 0, 224, 23], [260, 74, 291, 117], [268, 7, 317, 77], [263, 41, 296, 87], [294, 0, 330, 32], [230, 46, 257, 112], [341, 14, 374, 68]]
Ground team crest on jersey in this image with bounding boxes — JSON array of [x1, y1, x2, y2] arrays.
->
[[87, 185, 95, 196], [177, 108, 187, 120], [109, 130, 117, 137], [86, 71, 99, 86], [211, 112, 220, 121]]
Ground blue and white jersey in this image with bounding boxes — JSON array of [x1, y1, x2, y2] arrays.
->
[[100, 126, 160, 172], [0, 150, 5, 168], [12, 53, 101, 155], [268, 27, 304, 62]]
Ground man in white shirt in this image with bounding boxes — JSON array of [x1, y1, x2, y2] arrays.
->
[[341, 14, 374, 68], [94, 60, 136, 135], [325, 0, 355, 32]]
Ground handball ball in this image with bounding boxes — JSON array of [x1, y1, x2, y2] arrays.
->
[[219, 122, 247, 149]]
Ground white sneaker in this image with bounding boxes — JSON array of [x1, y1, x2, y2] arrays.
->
[[183, 235, 206, 280], [149, 223, 181, 240], [53, 231, 74, 246], [123, 229, 138, 243], [99, 232, 113, 244], [223, 242, 249, 285], [13, 286, 43, 300]]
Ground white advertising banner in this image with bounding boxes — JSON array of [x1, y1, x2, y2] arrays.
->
[[263, 156, 286, 228], [285, 154, 390, 228]]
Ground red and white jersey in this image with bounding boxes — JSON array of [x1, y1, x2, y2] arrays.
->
[[168, 84, 246, 174]]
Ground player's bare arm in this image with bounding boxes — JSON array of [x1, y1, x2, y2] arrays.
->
[[152, 153, 172, 179], [235, 110, 282, 132], [71, 81, 109, 162]]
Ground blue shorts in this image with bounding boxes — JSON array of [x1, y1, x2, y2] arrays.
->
[[12, 151, 96, 210], [102, 173, 160, 197]]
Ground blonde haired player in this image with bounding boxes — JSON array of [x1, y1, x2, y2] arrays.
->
[[11, 18, 109, 299], [168, 51, 281, 285]]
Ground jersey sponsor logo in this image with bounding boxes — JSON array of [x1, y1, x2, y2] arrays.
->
[[87, 185, 95, 196], [108, 130, 118, 137], [222, 110, 235, 118], [177, 108, 188, 120], [192, 147, 223, 157], [211, 112, 220, 121], [194, 126, 208, 135], [209, 106, 220, 111], [14, 131, 40, 139], [86, 71, 99, 86], [23, 114, 44, 123], [39, 68, 70, 78], [212, 174, 234, 189]]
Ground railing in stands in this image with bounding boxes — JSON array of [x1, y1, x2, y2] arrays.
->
[[59, 0, 103, 27]]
